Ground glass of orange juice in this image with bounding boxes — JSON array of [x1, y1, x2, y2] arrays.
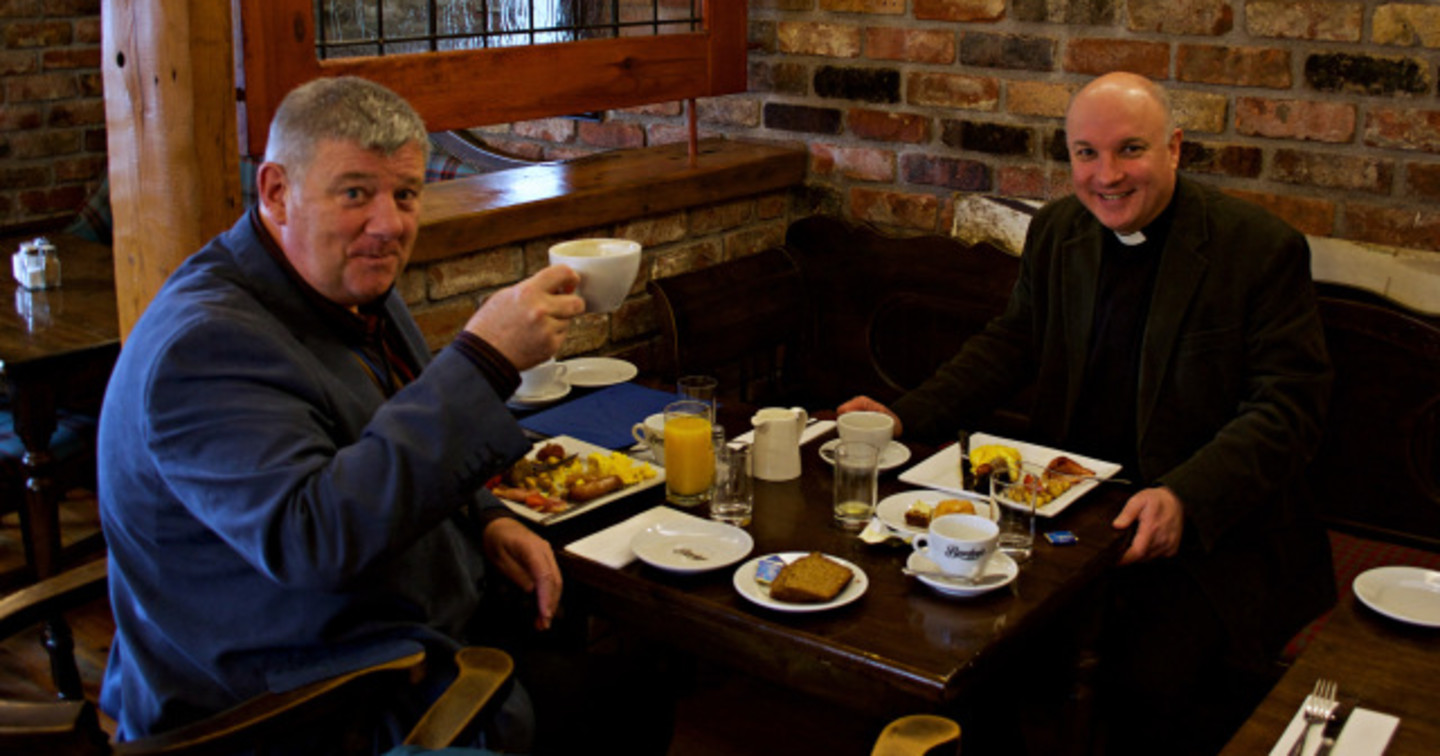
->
[[664, 399, 715, 507]]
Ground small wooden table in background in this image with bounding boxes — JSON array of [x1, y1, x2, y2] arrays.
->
[[0, 232, 119, 699]]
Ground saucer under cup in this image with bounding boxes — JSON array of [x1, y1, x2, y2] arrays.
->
[[549, 238, 642, 313], [517, 359, 567, 399]]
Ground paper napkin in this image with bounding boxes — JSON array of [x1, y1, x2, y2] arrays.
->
[[563, 505, 711, 568], [519, 383, 678, 449], [1270, 697, 1400, 756]]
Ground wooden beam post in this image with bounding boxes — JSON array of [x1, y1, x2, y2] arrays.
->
[[102, 0, 243, 338]]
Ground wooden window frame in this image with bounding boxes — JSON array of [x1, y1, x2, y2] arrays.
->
[[236, 0, 746, 157]]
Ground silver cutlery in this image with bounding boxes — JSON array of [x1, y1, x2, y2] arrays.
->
[[901, 568, 1007, 586], [1288, 678, 1339, 756], [1315, 700, 1352, 756]]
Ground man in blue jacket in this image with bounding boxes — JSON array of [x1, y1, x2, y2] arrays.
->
[[98, 76, 582, 752]]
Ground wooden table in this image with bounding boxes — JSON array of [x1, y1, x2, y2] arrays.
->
[[545, 407, 1133, 721], [0, 232, 119, 699], [1221, 595, 1440, 755]]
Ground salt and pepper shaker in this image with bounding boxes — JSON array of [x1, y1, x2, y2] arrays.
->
[[11, 237, 62, 290]]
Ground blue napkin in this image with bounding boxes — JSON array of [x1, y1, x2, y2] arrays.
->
[[518, 383, 681, 449]]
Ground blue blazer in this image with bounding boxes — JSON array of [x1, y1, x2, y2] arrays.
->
[[97, 211, 532, 741]]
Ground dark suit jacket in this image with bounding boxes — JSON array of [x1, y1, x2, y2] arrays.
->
[[894, 177, 1335, 664]]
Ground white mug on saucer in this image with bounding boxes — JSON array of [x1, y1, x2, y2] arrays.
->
[[912, 514, 998, 578], [837, 410, 895, 451], [517, 359, 567, 398], [548, 238, 643, 313], [630, 412, 666, 465]]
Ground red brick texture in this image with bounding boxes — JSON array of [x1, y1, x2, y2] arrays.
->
[[16, 1, 1440, 263], [0, 4, 101, 230]]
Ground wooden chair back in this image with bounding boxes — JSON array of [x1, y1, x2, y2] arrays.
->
[[647, 246, 808, 405], [1309, 283, 1440, 550], [782, 215, 1020, 411]]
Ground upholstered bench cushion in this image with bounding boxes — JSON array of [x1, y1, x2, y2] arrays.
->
[[1283, 531, 1440, 658], [0, 409, 98, 478]]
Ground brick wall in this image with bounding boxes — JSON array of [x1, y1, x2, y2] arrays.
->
[[0, 1, 104, 232], [473, 1, 1440, 256], [398, 192, 794, 366]]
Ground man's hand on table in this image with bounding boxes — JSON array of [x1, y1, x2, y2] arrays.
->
[[482, 517, 563, 630], [1112, 486, 1184, 565]]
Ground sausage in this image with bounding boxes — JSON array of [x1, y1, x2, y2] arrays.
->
[[567, 475, 623, 502], [491, 485, 568, 513]]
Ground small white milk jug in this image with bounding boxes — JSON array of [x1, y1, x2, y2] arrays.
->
[[750, 406, 808, 481]]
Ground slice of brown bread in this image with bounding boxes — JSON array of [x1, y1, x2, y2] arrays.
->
[[769, 552, 853, 603]]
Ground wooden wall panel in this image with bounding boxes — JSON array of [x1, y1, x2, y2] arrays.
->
[[237, 0, 747, 156], [102, 0, 243, 337]]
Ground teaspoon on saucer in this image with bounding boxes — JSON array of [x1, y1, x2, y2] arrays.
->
[[902, 568, 1008, 586]]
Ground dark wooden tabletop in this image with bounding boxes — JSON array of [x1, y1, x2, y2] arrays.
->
[[544, 402, 1134, 719], [1221, 593, 1440, 755], [0, 232, 120, 369]]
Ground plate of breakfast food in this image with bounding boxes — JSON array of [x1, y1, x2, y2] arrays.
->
[[875, 489, 993, 536], [732, 551, 868, 613], [487, 435, 664, 525], [898, 432, 1120, 518]]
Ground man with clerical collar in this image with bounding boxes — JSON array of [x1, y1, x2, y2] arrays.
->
[[99, 76, 582, 752], [840, 72, 1335, 753]]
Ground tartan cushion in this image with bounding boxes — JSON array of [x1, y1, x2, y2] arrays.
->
[[1282, 530, 1440, 659], [0, 408, 98, 479]]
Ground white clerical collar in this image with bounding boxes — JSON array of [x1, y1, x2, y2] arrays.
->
[[1114, 229, 1147, 246]]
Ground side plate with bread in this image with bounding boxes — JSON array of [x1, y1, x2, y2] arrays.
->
[[732, 552, 869, 612]]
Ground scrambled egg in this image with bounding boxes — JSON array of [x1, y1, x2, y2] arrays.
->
[[525, 451, 656, 496]]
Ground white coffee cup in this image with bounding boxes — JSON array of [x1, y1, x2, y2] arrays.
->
[[548, 238, 643, 313], [517, 359, 567, 398], [630, 412, 666, 465], [838, 410, 895, 451], [912, 513, 998, 578]]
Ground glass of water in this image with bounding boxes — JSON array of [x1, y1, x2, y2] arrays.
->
[[832, 441, 879, 531], [709, 444, 753, 527]]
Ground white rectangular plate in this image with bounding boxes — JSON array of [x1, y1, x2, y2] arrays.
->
[[897, 432, 1120, 518], [497, 435, 665, 526]]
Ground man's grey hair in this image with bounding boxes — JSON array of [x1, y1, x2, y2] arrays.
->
[[263, 76, 430, 180]]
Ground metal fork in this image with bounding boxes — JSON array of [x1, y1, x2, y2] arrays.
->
[[1287, 678, 1339, 756]]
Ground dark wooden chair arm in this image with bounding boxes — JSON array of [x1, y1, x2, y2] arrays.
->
[[111, 649, 428, 756], [0, 699, 109, 756], [1, 559, 515, 754], [870, 714, 960, 756], [402, 647, 515, 750], [0, 557, 107, 640]]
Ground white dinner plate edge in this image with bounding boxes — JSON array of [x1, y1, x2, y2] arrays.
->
[[1353, 565, 1440, 628]]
